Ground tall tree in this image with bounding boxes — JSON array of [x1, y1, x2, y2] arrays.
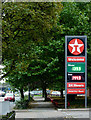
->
[[50, 2, 91, 92], [2, 2, 62, 99]]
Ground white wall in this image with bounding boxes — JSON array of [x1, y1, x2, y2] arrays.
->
[[0, 97, 4, 101], [0, 101, 10, 115]]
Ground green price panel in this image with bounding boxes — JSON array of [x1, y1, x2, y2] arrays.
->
[[67, 62, 85, 72]]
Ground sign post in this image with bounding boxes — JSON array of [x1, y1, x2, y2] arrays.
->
[[65, 36, 87, 109]]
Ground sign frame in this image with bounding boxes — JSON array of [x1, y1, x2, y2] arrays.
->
[[65, 36, 87, 109]]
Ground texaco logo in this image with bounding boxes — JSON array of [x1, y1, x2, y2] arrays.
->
[[68, 39, 84, 55]]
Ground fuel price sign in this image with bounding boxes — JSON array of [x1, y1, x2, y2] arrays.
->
[[65, 36, 87, 109], [67, 73, 85, 82], [67, 62, 85, 72]]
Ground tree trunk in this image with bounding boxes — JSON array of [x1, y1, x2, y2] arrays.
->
[[61, 89, 63, 98], [20, 88, 24, 100], [44, 85, 47, 101], [42, 87, 45, 97], [28, 84, 30, 101]]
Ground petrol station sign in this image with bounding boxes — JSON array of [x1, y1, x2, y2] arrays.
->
[[67, 57, 85, 62], [67, 73, 85, 82], [67, 89, 85, 94], [65, 36, 87, 109], [67, 83, 85, 88], [68, 38, 84, 55], [67, 62, 85, 72]]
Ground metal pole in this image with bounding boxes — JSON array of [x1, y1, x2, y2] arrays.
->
[[65, 36, 67, 109], [85, 36, 87, 108], [65, 92, 67, 109]]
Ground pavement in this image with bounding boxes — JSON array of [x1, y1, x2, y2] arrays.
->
[[15, 96, 90, 119]]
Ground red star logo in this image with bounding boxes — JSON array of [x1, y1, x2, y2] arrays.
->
[[68, 39, 84, 55]]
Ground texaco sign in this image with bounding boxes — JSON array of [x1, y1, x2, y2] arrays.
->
[[68, 39, 84, 55], [65, 36, 87, 109]]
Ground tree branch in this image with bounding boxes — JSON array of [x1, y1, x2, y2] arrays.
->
[[0, 60, 16, 81]]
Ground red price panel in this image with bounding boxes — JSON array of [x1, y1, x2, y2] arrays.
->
[[67, 83, 85, 88], [67, 89, 85, 94]]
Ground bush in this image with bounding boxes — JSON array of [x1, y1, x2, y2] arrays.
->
[[24, 95, 34, 101], [2, 111, 15, 120], [14, 99, 29, 109], [14, 95, 34, 109]]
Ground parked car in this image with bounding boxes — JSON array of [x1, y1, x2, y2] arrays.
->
[[46, 90, 51, 95], [4, 93, 15, 102], [51, 91, 61, 96], [14, 92, 20, 97], [24, 90, 42, 96], [32, 90, 42, 95], [0, 90, 5, 97], [24, 91, 34, 97]]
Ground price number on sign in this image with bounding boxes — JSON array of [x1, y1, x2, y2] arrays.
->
[[72, 67, 81, 71], [72, 76, 81, 80]]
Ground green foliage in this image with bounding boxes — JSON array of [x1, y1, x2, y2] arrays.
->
[[2, 2, 91, 94], [14, 95, 34, 109], [69, 97, 91, 108], [2, 2, 62, 60], [51, 2, 91, 89], [2, 2, 62, 93], [14, 99, 29, 109], [2, 111, 15, 120]]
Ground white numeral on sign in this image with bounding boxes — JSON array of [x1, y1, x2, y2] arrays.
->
[[72, 67, 81, 71]]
